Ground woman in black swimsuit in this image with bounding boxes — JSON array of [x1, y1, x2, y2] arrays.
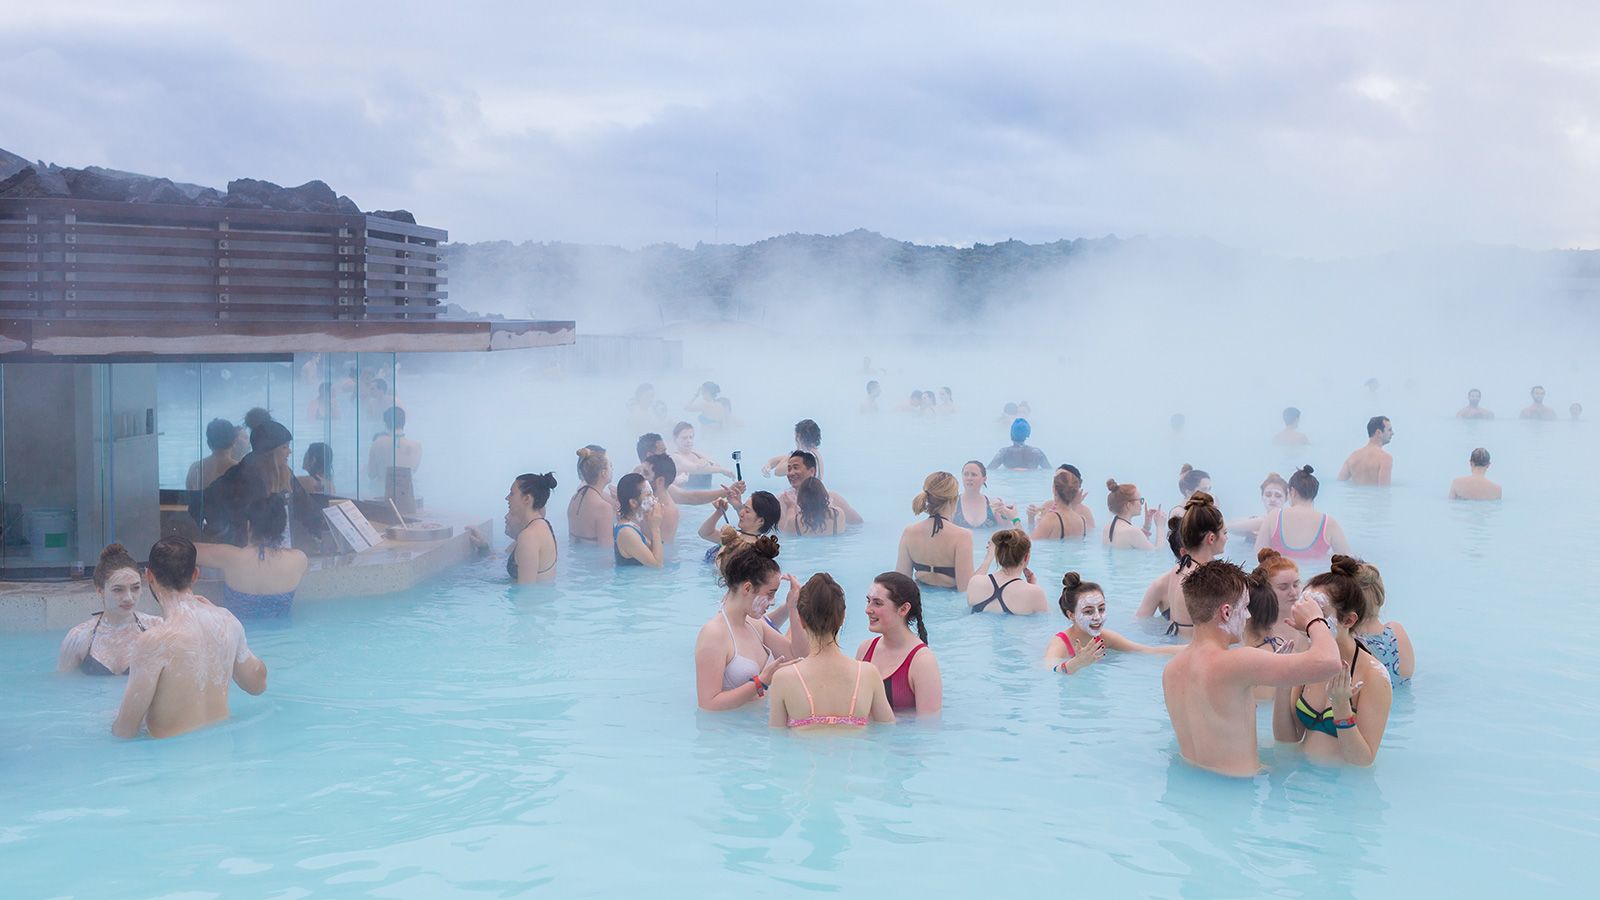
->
[[57, 543, 162, 676], [895, 471, 975, 590], [1103, 478, 1161, 550], [567, 446, 615, 546], [953, 460, 1013, 530], [966, 528, 1048, 614], [1029, 468, 1091, 541], [506, 472, 559, 584]]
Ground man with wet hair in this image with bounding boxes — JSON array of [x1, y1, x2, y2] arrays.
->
[[1337, 415, 1394, 486], [1162, 559, 1339, 776], [1456, 388, 1494, 420], [779, 450, 863, 524], [1273, 406, 1309, 446], [1520, 385, 1557, 420], [113, 536, 267, 739], [633, 432, 730, 505], [1449, 448, 1502, 501]]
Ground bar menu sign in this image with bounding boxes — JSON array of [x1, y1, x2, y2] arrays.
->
[[322, 500, 386, 553]]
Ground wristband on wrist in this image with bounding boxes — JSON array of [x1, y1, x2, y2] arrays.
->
[[1305, 617, 1330, 635], [1334, 715, 1357, 729], [751, 675, 767, 697]]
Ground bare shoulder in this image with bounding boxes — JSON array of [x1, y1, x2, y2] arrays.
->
[[853, 637, 873, 659]]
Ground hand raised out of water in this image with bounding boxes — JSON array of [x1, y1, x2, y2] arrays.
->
[[779, 573, 801, 596], [1023, 567, 1036, 584], [1063, 636, 1105, 673], [761, 464, 774, 477], [760, 654, 798, 684], [727, 480, 746, 498], [1327, 667, 1362, 708], [712, 496, 729, 515], [1286, 596, 1323, 633]]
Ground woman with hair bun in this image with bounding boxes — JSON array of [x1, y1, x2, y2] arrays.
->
[[1273, 555, 1394, 766], [856, 572, 943, 715], [965, 529, 1048, 615], [1228, 472, 1290, 545], [895, 472, 975, 590], [612, 473, 665, 567], [1103, 479, 1162, 550], [1029, 467, 1090, 541], [1253, 547, 1307, 649], [1045, 572, 1176, 673], [1255, 465, 1351, 560], [768, 573, 895, 729], [1175, 464, 1212, 510], [698, 488, 781, 561], [1135, 491, 1228, 639], [694, 537, 796, 710], [568, 446, 617, 546], [505, 472, 559, 583], [58, 544, 162, 675], [1351, 561, 1415, 685]]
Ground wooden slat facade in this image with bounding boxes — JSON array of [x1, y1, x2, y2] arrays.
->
[[0, 197, 449, 321]]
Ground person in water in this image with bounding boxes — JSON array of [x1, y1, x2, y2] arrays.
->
[[196, 495, 309, 619], [113, 536, 268, 739], [503, 472, 559, 584], [1353, 560, 1414, 685], [1136, 492, 1229, 639], [693, 537, 796, 711], [198, 419, 326, 551], [1228, 472, 1289, 545], [186, 417, 242, 491], [779, 451, 863, 524], [669, 421, 734, 489], [1028, 467, 1091, 541], [1103, 479, 1162, 550], [1253, 548, 1308, 650], [643, 454, 684, 541], [1449, 447, 1502, 500], [1175, 464, 1211, 510], [896, 471, 975, 591], [781, 476, 848, 536], [612, 473, 665, 567], [684, 381, 724, 423], [856, 572, 942, 715], [1457, 388, 1495, 419], [1256, 466, 1352, 560], [763, 418, 824, 480], [953, 460, 1014, 530], [860, 380, 881, 415], [698, 488, 781, 559], [768, 573, 895, 729], [995, 402, 1019, 425], [990, 418, 1050, 471], [966, 529, 1048, 615], [1520, 385, 1557, 420], [58, 543, 163, 676], [568, 446, 617, 546], [1162, 559, 1341, 776], [1338, 416, 1394, 486], [635, 432, 731, 505], [1272, 556, 1394, 767], [1274, 407, 1309, 446], [1045, 572, 1177, 673]]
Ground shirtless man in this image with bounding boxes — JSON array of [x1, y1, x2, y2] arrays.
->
[[1448, 447, 1502, 501], [1162, 560, 1341, 776], [1337, 416, 1393, 486], [368, 406, 422, 495], [778, 451, 863, 524], [113, 536, 267, 739], [1273, 407, 1309, 446], [634, 432, 728, 505], [1520, 385, 1557, 420], [1456, 389, 1494, 420]]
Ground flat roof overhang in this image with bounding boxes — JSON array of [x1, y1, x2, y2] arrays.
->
[[0, 318, 575, 363]]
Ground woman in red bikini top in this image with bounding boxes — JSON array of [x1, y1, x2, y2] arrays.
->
[[1045, 573, 1179, 674], [855, 572, 943, 715]]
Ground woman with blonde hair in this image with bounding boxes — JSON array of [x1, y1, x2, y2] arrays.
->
[[1103, 479, 1162, 550], [1029, 467, 1090, 541], [567, 445, 616, 546], [895, 471, 975, 590], [966, 528, 1048, 615], [1352, 561, 1415, 684], [1135, 491, 1228, 639]]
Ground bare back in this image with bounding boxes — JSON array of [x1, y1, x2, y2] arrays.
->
[[1340, 445, 1391, 485], [115, 595, 263, 739], [1162, 643, 1263, 777]]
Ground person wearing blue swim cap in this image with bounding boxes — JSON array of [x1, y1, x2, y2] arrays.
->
[[989, 418, 1051, 471]]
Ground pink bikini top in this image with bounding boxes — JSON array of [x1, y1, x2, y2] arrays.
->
[[787, 663, 870, 727]]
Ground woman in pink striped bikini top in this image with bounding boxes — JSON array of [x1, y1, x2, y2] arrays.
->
[[767, 573, 895, 729]]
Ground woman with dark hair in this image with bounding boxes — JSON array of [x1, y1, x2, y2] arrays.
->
[[763, 418, 825, 480], [697, 487, 781, 558], [685, 381, 724, 425], [1029, 468, 1090, 541], [668, 421, 733, 489], [568, 446, 616, 546], [1103, 479, 1161, 550], [895, 472, 975, 591], [1273, 556, 1394, 766], [855, 572, 942, 715], [953, 460, 1012, 530], [1174, 464, 1212, 511], [780, 476, 846, 536], [186, 417, 242, 491], [298, 442, 335, 495], [612, 472, 664, 567], [693, 537, 795, 710], [1256, 465, 1351, 560], [1045, 572, 1175, 673], [1229, 472, 1289, 545], [768, 573, 895, 729], [198, 420, 327, 551], [966, 529, 1048, 615], [1135, 492, 1228, 639], [505, 472, 559, 583], [58, 544, 162, 675], [196, 494, 310, 618]]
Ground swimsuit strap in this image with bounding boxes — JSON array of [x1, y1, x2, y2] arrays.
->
[[1053, 511, 1065, 535], [929, 513, 945, 536], [863, 635, 881, 662], [849, 664, 865, 715], [1314, 514, 1329, 543], [1056, 631, 1076, 658], [795, 664, 816, 716], [132, 611, 147, 632], [537, 517, 559, 573]]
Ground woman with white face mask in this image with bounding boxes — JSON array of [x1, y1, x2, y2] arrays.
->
[[612, 473, 664, 567], [58, 543, 163, 676], [1045, 573, 1177, 674], [692, 537, 796, 710], [1228, 472, 1290, 545]]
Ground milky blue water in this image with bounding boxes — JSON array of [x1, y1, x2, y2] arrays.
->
[[2, 366, 1595, 897]]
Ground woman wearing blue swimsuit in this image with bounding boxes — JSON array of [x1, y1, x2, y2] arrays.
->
[[196, 494, 309, 619], [612, 473, 665, 567]]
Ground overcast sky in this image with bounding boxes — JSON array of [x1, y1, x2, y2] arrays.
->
[[4, 1, 1598, 254]]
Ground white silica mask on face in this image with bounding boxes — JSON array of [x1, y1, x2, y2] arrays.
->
[[1077, 614, 1104, 636], [1221, 603, 1249, 640]]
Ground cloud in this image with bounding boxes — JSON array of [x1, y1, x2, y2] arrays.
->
[[4, 1, 1600, 254]]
